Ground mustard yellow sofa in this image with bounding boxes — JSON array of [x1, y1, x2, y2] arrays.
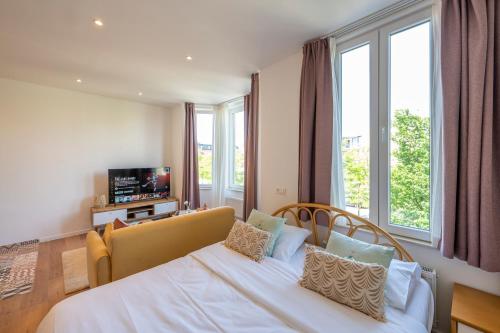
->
[[86, 206, 235, 288]]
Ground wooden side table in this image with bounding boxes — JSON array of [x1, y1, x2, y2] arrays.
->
[[451, 283, 500, 333]]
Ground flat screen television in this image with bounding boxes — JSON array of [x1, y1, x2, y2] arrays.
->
[[108, 167, 171, 204]]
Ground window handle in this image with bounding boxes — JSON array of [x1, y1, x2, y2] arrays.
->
[[381, 127, 386, 143]]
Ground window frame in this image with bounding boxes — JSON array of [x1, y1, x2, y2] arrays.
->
[[195, 105, 215, 189], [336, 8, 434, 242], [337, 31, 380, 225], [227, 98, 245, 191], [378, 9, 433, 241]]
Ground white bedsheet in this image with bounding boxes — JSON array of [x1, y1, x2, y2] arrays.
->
[[37, 243, 430, 333]]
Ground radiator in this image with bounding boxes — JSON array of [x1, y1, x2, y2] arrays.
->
[[224, 197, 243, 220], [421, 265, 438, 329]]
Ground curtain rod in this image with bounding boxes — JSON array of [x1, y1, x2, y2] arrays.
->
[[318, 0, 428, 40]]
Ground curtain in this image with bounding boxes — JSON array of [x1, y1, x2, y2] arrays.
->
[[430, 0, 443, 248], [441, 0, 500, 272], [212, 103, 228, 207], [243, 73, 259, 220], [298, 39, 333, 211], [181, 102, 200, 209], [329, 37, 346, 210]]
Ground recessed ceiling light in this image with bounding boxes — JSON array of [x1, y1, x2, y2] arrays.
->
[[138, 92, 143, 96], [93, 19, 104, 27], [186, 55, 193, 61], [76, 78, 82, 83]]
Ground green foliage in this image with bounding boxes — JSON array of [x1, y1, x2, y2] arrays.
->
[[342, 109, 430, 230], [234, 150, 245, 186], [390, 109, 430, 230], [198, 148, 245, 187], [342, 145, 369, 216], [198, 151, 213, 184]]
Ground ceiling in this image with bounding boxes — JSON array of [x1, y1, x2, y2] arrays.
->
[[0, 0, 399, 107]]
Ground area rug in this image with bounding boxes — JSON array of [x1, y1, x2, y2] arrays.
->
[[62, 247, 89, 294], [0, 239, 39, 299]]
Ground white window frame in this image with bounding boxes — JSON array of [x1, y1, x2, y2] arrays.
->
[[337, 8, 434, 242], [195, 105, 215, 189], [337, 31, 380, 226], [378, 9, 433, 241], [227, 98, 245, 191]]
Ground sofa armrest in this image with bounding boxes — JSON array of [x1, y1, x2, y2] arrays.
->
[[86, 231, 111, 288]]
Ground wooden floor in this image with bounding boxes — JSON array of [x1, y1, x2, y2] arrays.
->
[[0, 234, 87, 333]]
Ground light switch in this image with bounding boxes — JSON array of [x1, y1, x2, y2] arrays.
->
[[275, 187, 287, 195]]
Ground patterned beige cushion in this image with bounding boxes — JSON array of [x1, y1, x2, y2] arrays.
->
[[300, 245, 388, 321], [224, 221, 272, 262]]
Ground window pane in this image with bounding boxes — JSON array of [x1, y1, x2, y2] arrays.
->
[[197, 113, 213, 185], [232, 111, 245, 187], [389, 22, 431, 230], [341, 44, 370, 218]]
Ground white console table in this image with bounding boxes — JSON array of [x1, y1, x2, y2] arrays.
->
[[91, 197, 179, 228]]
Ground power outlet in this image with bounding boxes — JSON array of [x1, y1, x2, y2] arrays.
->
[[275, 187, 287, 195]]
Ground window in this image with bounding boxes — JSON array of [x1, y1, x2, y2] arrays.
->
[[388, 22, 431, 232], [228, 98, 245, 190], [341, 43, 371, 218], [196, 105, 215, 187], [337, 9, 433, 241]]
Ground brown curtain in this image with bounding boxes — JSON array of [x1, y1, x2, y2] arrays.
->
[[298, 39, 333, 212], [182, 102, 200, 209], [441, 0, 500, 272], [243, 73, 259, 220]]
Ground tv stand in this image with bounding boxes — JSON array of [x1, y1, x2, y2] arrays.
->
[[91, 197, 179, 228]]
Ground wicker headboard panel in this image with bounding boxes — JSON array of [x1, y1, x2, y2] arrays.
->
[[271, 203, 413, 262]]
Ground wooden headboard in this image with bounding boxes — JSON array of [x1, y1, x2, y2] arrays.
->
[[271, 203, 413, 262]]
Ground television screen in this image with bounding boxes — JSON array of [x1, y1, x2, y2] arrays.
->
[[108, 167, 171, 204]]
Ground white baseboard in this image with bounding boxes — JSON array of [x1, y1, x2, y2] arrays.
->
[[39, 228, 91, 243]]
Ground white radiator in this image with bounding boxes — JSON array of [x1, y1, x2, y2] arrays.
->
[[421, 265, 438, 329], [224, 197, 243, 220]]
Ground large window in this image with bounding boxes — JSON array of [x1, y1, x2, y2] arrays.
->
[[341, 43, 371, 218], [196, 105, 215, 187], [388, 22, 431, 232], [337, 9, 433, 241], [228, 98, 245, 190]]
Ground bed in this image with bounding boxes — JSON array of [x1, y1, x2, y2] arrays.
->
[[37, 203, 434, 333]]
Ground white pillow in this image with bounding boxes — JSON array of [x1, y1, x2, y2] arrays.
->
[[271, 224, 311, 262], [385, 259, 422, 311]]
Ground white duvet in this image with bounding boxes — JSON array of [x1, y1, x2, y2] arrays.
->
[[37, 243, 429, 333]]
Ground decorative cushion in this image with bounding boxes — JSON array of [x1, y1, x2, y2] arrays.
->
[[247, 209, 285, 256], [385, 259, 422, 310], [272, 224, 312, 262], [113, 218, 129, 230], [102, 219, 128, 248], [325, 231, 395, 268], [300, 245, 387, 321], [224, 221, 272, 262]]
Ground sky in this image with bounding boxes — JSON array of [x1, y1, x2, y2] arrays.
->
[[197, 110, 244, 149], [197, 113, 214, 144], [341, 21, 430, 139]]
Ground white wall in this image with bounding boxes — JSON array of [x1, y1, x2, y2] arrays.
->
[[0, 78, 171, 245], [258, 51, 500, 333], [258, 52, 302, 213]]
